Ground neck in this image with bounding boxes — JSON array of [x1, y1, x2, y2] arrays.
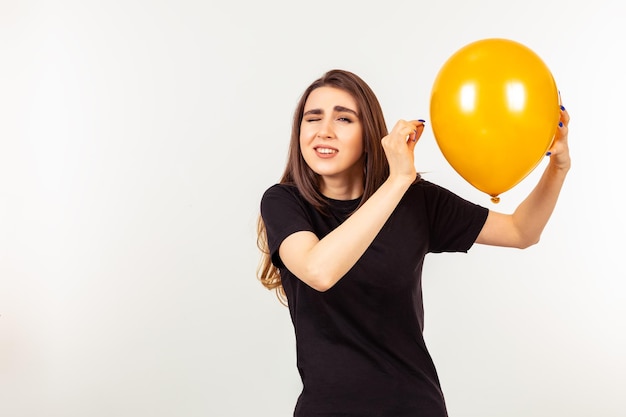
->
[[319, 175, 364, 200]]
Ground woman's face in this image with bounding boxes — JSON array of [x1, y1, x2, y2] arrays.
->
[[300, 86, 365, 188]]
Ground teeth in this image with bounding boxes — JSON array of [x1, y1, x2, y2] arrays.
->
[[317, 148, 337, 154]]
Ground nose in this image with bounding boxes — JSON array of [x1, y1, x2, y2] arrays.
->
[[316, 118, 334, 139]]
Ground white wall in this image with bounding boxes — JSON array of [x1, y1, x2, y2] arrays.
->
[[1, 0, 624, 416]]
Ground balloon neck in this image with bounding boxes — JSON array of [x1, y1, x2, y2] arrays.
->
[[490, 195, 501, 204]]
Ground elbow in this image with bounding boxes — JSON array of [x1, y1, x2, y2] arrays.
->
[[308, 277, 336, 292], [301, 263, 339, 292], [517, 235, 541, 249], [311, 281, 334, 292]]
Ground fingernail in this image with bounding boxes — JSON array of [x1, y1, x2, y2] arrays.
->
[[546, 151, 552, 156], [560, 105, 565, 111], [559, 121, 563, 127], [418, 119, 426, 123]]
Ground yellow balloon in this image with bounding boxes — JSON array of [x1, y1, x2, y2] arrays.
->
[[430, 38, 560, 203]]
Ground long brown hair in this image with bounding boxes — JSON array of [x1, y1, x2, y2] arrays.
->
[[257, 69, 415, 303]]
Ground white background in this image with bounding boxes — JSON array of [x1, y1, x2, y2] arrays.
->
[[1, 0, 625, 416]]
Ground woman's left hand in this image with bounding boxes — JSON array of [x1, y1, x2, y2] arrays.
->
[[547, 103, 571, 171]]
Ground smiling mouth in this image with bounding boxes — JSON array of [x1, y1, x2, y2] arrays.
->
[[315, 147, 338, 154]]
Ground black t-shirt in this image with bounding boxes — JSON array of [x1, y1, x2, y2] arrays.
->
[[260, 180, 489, 417]]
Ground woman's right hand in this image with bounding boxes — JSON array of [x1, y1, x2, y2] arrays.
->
[[381, 119, 425, 183]]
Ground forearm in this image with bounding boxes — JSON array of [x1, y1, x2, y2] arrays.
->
[[512, 160, 570, 246]]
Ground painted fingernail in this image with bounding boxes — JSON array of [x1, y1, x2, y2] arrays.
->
[[560, 105, 565, 111], [559, 121, 563, 127], [546, 151, 552, 156], [418, 119, 426, 123]]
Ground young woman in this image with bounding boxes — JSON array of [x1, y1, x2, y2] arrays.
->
[[257, 69, 570, 417]]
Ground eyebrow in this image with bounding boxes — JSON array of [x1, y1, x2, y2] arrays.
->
[[303, 105, 359, 117]]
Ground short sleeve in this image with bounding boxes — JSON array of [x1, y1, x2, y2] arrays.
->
[[260, 184, 316, 268], [418, 181, 489, 253]]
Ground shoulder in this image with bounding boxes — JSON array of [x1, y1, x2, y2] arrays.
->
[[261, 183, 303, 207], [260, 183, 318, 255], [409, 178, 450, 193], [404, 178, 454, 201], [262, 182, 299, 198], [260, 183, 312, 217], [405, 178, 487, 213]]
